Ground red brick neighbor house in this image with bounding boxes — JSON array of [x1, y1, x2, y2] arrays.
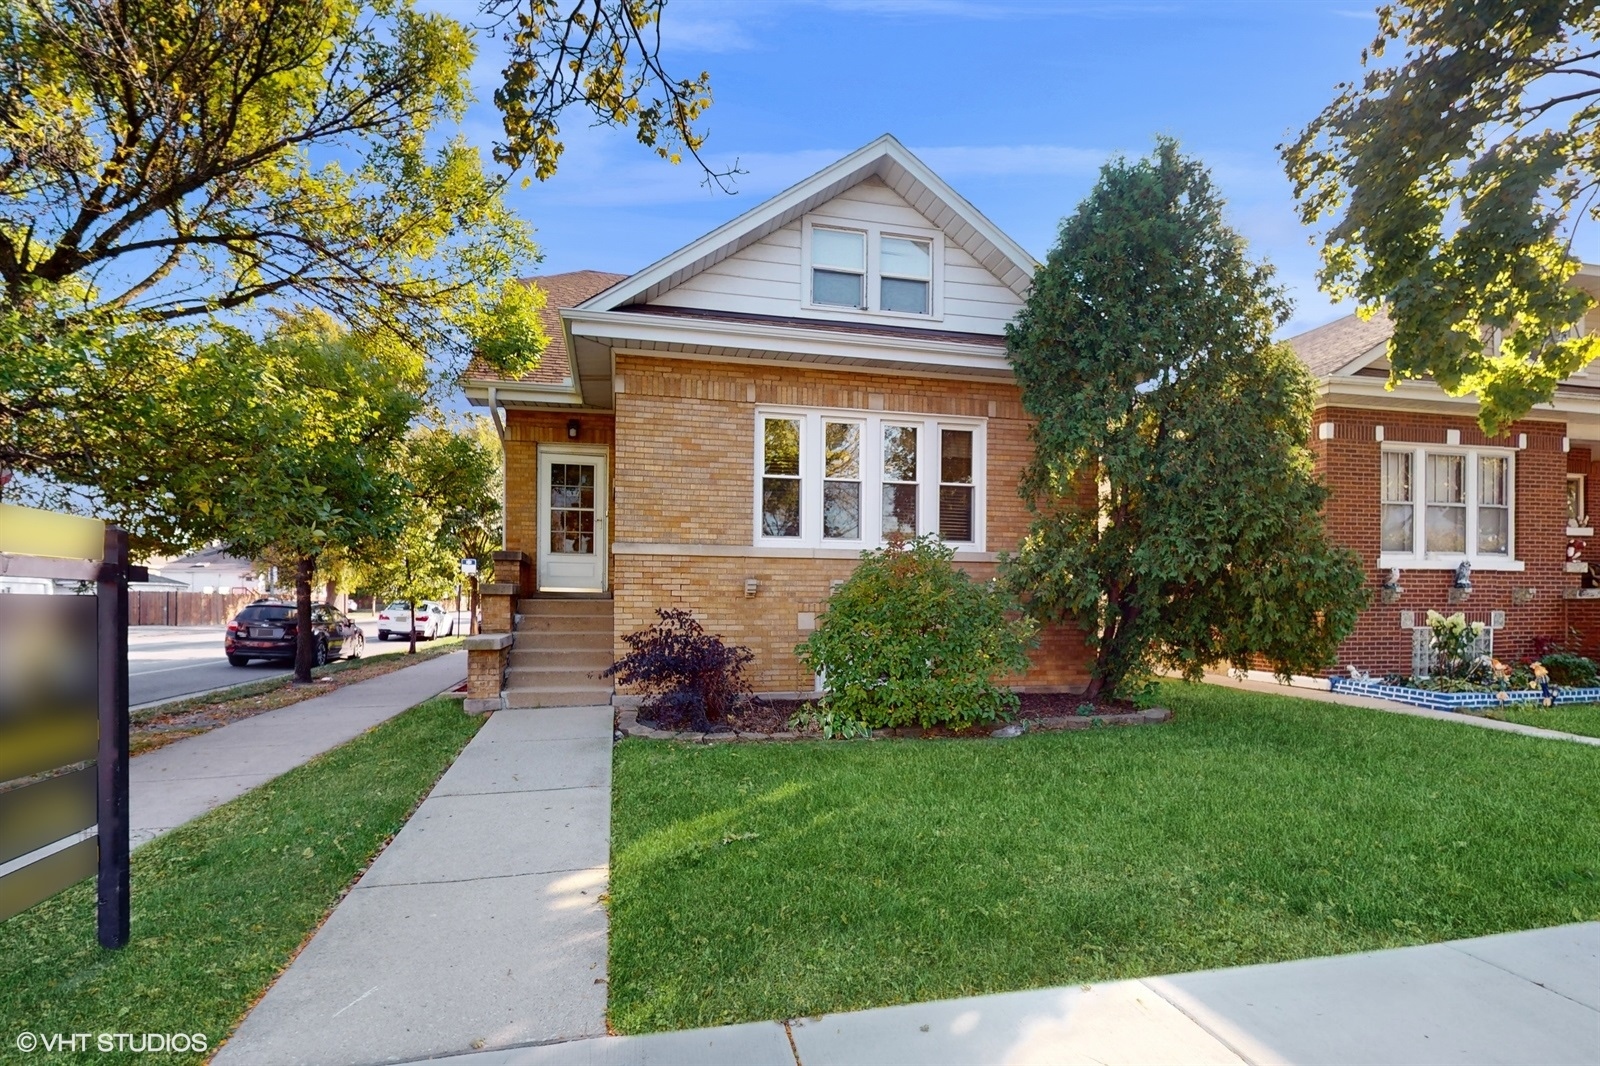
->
[[1287, 277, 1600, 680], [458, 133, 1600, 709]]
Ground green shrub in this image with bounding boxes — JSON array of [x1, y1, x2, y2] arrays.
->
[[796, 535, 1037, 730], [1537, 651, 1599, 688]]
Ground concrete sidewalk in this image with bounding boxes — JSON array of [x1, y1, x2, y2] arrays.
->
[[418, 921, 1600, 1066], [215, 704, 613, 1066], [130, 651, 467, 848]]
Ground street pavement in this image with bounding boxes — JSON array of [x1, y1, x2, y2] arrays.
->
[[130, 614, 469, 708], [129, 651, 468, 849]]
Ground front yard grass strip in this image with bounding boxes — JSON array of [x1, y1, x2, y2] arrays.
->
[[1480, 703, 1600, 739], [609, 680, 1600, 1034], [0, 696, 481, 1064], [131, 637, 464, 755]]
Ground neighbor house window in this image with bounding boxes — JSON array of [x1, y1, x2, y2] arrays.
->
[[1379, 445, 1516, 566], [1569, 473, 1587, 526], [754, 408, 984, 549], [810, 227, 865, 309], [803, 218, 941, 317]]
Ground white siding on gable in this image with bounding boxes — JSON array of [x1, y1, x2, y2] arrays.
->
[[648, 176, 1025, 335]]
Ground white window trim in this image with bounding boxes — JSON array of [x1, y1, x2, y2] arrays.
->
[[1377, 444, 1524, 572], [800, 216, 945, 322], [754, 406, 985, 550]]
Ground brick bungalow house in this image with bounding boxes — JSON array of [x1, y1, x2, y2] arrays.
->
[[1287, 279, 1600, 679], [460, 135, 1096, 707], [460, 133, 1600, 708]]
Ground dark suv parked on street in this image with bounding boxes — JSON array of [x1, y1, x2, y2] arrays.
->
[[225, 601, 365, 667]]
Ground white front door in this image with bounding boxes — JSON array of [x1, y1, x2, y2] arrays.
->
[[536, 448, 609, 593]]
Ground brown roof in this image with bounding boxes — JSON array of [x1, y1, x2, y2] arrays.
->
[[465, 270, 629, 386], [1286, 309, 1394, 378]]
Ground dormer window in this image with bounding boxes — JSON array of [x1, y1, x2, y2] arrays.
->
[[880, 237, 931, 314], [810, 227, 866, 308], [802, 217, 942, 319]]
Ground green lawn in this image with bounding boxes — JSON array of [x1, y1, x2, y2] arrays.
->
[[0, 697, 481, 1064], [609, 681, 1600, 1033], [1483, 703, 1600, 739]]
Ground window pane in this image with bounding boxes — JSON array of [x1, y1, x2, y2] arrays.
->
[[1382, 503, 1414, 553], [812, 228, 864, 270], [1478, 507, 1509, 555], [825, 422, 860, 479], [1426, 454, 1463, 504], [941, 429, 973, 484], [823, 481, 861, 539], [939, 485, 973, 541], [1425, 505, 1466, 553], [883, 484, 918, 535], [813, 269, 864, 308], [881, 237, 931, 278], [762, 479, 800, 537], [1570, 477, 1585, 523], [880, 277, 929, 314], [764, 418, 800, 476], [1381, 452, 1411, 503], [883, 425, 918, 482], [1479, 456, 1507, 507]]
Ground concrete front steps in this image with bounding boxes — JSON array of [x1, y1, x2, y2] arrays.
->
[[503, 596, 614, 709]]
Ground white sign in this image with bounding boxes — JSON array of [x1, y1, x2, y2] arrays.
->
[[460, 558, 478, 576]]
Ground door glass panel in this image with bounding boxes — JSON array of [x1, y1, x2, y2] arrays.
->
[[549, 462, 597, 555]]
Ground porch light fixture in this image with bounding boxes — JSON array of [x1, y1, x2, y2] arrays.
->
[[567, 418, 580, 439], [745, 578, 760, 597]]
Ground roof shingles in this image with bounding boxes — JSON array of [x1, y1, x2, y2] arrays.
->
[[465, 270, 628, 386], [1286, 309, 1394, 378]]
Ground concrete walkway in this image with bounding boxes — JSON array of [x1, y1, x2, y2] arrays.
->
[[215, 704, 613, 1066], [414, 921, 1600, 1066], [131, 651, 467, 848], [1199, 672, 1600, 747]]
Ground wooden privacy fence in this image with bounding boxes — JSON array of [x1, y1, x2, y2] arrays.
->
[[130, 590, 255, 626]]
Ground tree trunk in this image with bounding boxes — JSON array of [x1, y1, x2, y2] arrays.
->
[[405, 553, 417, 655], [469, 575, 479, 635], [294, 554, 317, 684]]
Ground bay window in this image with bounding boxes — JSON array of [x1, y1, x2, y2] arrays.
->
[[757, 408, 984, 548], [1379, 445, 1516, 567]]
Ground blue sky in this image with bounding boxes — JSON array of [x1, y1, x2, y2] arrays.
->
[[440, 0, 1386, 337]]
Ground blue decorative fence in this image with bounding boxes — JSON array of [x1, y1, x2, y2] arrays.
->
[[1329, 676, 1600, 712]]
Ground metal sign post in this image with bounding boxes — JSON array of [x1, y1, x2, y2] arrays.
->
[[96, 527, 132, 949]]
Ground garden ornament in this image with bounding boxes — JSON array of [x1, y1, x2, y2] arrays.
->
[[1569, 539, 1587, 562], [1531, 661, 1557, 707], [1452, 561, 1473, 589], [1382, 567, 1402, 591], [1486, 657, 1513, 702]]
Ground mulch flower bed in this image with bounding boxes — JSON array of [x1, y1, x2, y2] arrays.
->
[[616, 691, 1172, 742]]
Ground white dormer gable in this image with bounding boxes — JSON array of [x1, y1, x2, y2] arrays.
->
[[577, 135, 1037, 336]]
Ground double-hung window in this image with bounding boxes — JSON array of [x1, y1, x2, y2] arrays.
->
[[1379, 445, 1516, 567], [757, 409, 983, 548], [804, 218, 941, 318]]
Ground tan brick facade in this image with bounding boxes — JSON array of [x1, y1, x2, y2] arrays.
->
[[501, 355, 1092, 692], [1311, 405, 1579, 675]]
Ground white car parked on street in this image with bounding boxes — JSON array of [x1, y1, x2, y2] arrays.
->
[[376, 600, 457, 641]]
